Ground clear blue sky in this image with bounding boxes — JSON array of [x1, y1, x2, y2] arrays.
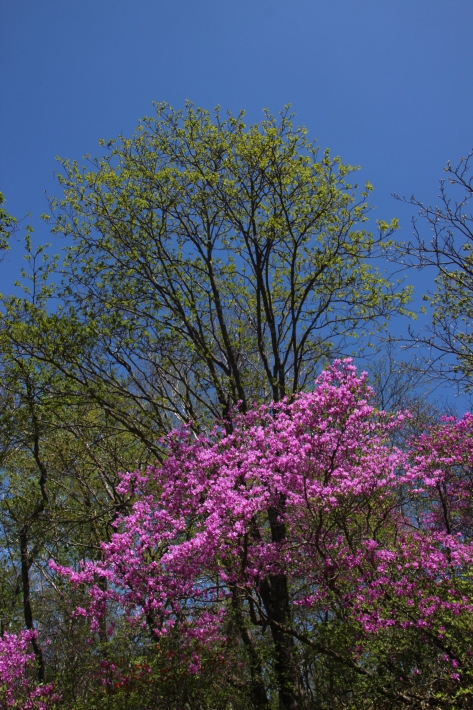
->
[[1, 0, 473, 404]]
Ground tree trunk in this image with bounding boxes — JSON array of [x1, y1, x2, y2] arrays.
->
[[20, 527, 45, 683], [259, 501, 307, 710], [231, 587, 270, 709]]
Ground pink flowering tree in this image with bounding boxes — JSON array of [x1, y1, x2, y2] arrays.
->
[[51, 360, 473, 709], [0, 630, 59, 709]]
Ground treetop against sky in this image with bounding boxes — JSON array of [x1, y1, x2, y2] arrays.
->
[[1, 0, 472, 287]]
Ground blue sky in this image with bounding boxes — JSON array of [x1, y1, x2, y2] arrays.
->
[[1, 0, 473, 405]]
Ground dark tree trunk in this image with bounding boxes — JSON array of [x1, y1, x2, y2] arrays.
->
[[231, 587, 270, 709], [258, 500, 307, 710], [20, 527, 45, 683]]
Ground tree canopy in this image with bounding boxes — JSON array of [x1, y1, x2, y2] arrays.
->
[[5, 103, 411, 447], [398, 150, 473, 390]]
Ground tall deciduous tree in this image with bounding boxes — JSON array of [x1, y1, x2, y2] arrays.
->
[[0, 104, 413, 706]]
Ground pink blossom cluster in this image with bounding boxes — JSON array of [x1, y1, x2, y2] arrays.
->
[[0, 630, 58, 709], [50, 359, 473, 683]]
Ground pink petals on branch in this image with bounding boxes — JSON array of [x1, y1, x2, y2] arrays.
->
[[0, 631, 59, 709]]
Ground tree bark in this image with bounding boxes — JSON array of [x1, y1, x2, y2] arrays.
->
[[258, 500, 307, 710], [231, 587, 269, 709], [20, 527, 45, 683]]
